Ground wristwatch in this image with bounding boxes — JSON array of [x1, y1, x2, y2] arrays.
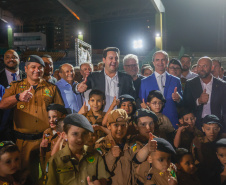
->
[[15, 93, 20, 101]]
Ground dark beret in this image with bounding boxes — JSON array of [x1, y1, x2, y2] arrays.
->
[[154, 138, 176, 155], [47, 104, 67, 115], [216, 138, 226, 148], [134, 108, 158, 122], [119, 94, 135, 103], [202, 114, 222, 127], [169, 58, 182, 69], [64, 113, 94, 133], [0, 141, 15, 150], [26, 55, 45, 67], [41, 54, 52, 59]]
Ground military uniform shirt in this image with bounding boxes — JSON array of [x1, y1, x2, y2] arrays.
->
[[46, 144, 110, 185], [2, 78, 64, 134]]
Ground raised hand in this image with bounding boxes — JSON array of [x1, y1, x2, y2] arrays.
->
[[148, 132, 157, 153], [140, 98, 148, 109], [198, 89, 209, 104], [111, 96, 120, 107], [111, 140, 121, 157], [172, 87, 180, 102], [19, 86, 33, 102], [78, 101, 88, 114], [40, 135, 48, 148], [77, 77, 88, 93]]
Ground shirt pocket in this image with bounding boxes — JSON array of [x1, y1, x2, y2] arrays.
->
[[17, 102, 28, 111]]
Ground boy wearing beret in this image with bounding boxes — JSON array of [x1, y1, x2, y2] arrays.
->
[[144, 138, 177, 185], [192, 115, 222, 185], [40, 104, 67, 175], [129, 108, 158, 185], [46, 113, 110, 185]]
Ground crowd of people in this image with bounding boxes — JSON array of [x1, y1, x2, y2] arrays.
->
[[0, 48, 226, 185]]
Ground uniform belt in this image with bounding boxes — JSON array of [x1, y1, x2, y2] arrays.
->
[[14, 131, 43, 140]]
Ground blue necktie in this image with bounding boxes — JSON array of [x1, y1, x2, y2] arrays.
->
[[11, 73, 17, 81]]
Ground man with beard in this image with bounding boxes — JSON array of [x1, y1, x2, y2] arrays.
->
[[0, 49, 26, 88], [42, 55, 57, 84], [180, 54, 197, 80], [183, 57, 226, 130], [0, 50, 26, 141]]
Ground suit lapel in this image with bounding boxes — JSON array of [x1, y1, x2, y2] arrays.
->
[[210, 77, 218, 113], [152, 74, 159, 91], [0, 69, 9, 88], [99, 70, 106, 93], [118, 72, 123, 96]]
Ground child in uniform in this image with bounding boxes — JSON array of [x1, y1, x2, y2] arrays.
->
[[144, 138, 177, 185], [46, 113, 110, 185], [175, 148, 200, 185], [141, 90, 175, 142], [129, 108, 158, 185], [40, 104, 67, 176], [174, 109, 203, 151]]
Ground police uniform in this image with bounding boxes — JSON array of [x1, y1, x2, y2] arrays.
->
[[83, 109, 106, 139], [2, 55, 64, 183], [144, 138, 177, 185], [95, 134, 135, 185], [46, 113, 110, 185]]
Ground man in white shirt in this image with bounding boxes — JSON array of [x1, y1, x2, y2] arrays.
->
[[75, 47, 136, 112], [183, 57, 226, 130], [0, 49, 26, 88], [180, 54, 197, 80]]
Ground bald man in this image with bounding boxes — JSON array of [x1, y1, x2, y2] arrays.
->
[[56, 63, 83, 113], [0, 49, 26, 88], [183, 57, 226, 130]]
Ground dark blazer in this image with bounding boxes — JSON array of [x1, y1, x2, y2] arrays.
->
[[139, 72, 183, 128], [223, 76, 226, 81], [84, 69, 136, 98], [183, 76, 226, 130], [0, 69, 26, 88]]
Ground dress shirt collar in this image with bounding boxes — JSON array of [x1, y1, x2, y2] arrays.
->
[[5, 68, 19, 76], [104, 69, 118, 79], [200, 75, 213, 86], [154, 71, 166, 78], [60, 78, 75, 86]]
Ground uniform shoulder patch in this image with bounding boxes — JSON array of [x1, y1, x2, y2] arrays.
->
[[96, 148, 103, 155], [86, 156, 95, 163], [131, 143, 137, 152]]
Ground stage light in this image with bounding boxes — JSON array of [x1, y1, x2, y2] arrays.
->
[[133, 40, 143, 49], [156, 33, 160, 37]]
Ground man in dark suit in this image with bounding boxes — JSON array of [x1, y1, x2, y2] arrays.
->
[[0, 49, 26, 88], [139, 50, 183, 128], [0, 49, 26, 141], [183, 57, 226, 130], [75, 47, 136, 112]]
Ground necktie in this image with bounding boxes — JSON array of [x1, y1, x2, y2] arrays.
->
[[11, 73, 17, 81], [159, 75, 164, 94]]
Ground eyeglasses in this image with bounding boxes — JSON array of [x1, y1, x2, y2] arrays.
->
[[151, 102, 164, 106], [124, 64, 138, 68], [169, 67, 181, 70]]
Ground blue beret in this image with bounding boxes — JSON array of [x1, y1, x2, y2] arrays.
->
[[26, 55, 45, 67], [119, 94, 135, 103], [154, 138, 176, 155], [64, 113, 94, 133], [216, 138, 226, 148], [134, 108, 158, 122]]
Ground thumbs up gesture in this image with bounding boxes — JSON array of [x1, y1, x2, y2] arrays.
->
[[140, 98, 148, 109], [19, 86, 33, 102], [111, 140, 121, 157], [78, 101, 88, 114], [198, 89, 209, 104], [77, 77, 88, 93], [87, 176, 101, 185], [172, 87, 181, 102], [148, 132, 157, 153]]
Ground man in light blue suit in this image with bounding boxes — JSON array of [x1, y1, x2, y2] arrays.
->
[[139, 50, 183, 128]]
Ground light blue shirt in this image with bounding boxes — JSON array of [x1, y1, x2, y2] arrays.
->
[[56, 79, 83, 113]]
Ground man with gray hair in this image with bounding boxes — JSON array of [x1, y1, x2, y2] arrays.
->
[[139, 50, 183, 128], [123, 54, 144, 98], [184, 56, 226, 130]]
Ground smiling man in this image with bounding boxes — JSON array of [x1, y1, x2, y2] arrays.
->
[[75, 47, 136, 111], [139, 50, 183, 128], [0, 49, 26, 88], [56, 63, 83, 113], [0, 55, 64, 184]]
